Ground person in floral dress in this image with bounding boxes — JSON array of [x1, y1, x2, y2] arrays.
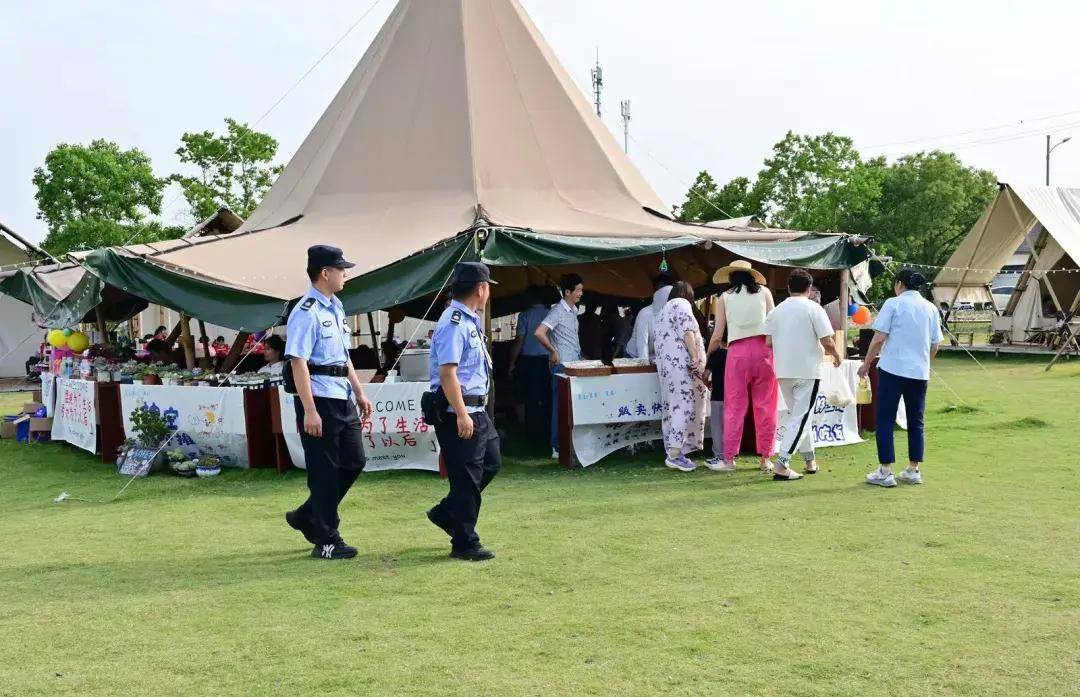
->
[[651, 282, 709, 471]]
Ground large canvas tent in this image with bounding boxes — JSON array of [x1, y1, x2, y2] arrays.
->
[[83, 0, 868, 331], [934, 184, 1080, 344]]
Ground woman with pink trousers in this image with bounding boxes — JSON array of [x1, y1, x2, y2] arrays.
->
[[708, 260, 778, 472]]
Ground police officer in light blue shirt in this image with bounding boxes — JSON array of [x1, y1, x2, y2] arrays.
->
[[425, 262, 502, 562], [283, 245, 373, 560]]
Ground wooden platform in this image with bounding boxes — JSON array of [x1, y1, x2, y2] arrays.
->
[[939, 343, 1075, 358], [0, 377, 37, 393]]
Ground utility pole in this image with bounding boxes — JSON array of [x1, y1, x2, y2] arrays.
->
[[590, 50, 603, 118], [620, 100, 631, 153], [1047, 134, 1073, 186]]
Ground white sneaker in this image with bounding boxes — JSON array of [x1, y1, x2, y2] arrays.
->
[[705, 457, 736, 472], [665, 456, 697, 472], [551, 448, 559, 460], [866, 468, 897, 488], [898, 468, 922, 485]]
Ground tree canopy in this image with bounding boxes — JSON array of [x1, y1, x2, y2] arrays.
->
[[170, 118, 283, 222], [676, 132, 998, 291], [33, 139, 179, 255]]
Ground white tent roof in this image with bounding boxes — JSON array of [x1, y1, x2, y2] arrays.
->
[[933, 184, 1080, 304], [118, 0, 798, 301]]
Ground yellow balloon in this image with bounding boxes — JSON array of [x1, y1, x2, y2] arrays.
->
[[47, 329, 68, 348], [66, 331, 90, 353]]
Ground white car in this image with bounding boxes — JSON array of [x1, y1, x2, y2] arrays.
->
[[952, 301, 975, 312]]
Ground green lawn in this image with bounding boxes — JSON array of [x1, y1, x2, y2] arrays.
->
[[0, 356, 1077, 696]]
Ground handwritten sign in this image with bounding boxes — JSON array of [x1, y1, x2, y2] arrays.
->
[[118, 446, 160, 478], [120, 385, 249, 467], [50, 378, 97, 453], [569, 373, 663, 425], [279, 382, 439, 473]]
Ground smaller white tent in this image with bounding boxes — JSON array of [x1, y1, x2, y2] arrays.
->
[[0, 224, 47, 378], [934, 185, 1080, 343]]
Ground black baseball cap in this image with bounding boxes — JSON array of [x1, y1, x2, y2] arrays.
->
[[451, 261, 498, 285], [307, 245, 355, 270]]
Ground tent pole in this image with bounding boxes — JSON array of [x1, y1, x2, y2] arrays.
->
[[221, 332, 250, 373], [164, 320, 182, 348], [484, 294, 494, 418], [179, 314, 196, 370], [838, 270, 849, 360], [366, 312, 381, 369], [947, 191, 999, 331], [95, 307, 108, 345], [197, 319, 211, 370], [1045, 290, 1080, 371]]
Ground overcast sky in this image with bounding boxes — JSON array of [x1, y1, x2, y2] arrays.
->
[[3, 0, 1080, 244]]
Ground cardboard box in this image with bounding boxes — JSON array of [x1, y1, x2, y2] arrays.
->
[[29, 416, 53, 431], [1, 415, 29, 439], [23, 402, 45, 415]]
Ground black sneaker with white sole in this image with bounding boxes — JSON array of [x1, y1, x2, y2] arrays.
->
[[450, 545, 495, 562], [311, 542, 358, 560]]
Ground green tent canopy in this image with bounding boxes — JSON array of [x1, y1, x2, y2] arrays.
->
[[65, 228, 869, 331]]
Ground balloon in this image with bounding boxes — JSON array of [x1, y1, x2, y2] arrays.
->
[[852, 306, 872, 326], [62, 328, 73, 337], [47, 329, 67, 348], [847, 302, 859, 317], [66, 331, 90, 353]]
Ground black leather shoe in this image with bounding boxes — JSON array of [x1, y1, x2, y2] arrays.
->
[[450, 546, 495, 562], [311, 542, 358, 560], [285, 510, 317, 544], [426, 506, 452, 537]]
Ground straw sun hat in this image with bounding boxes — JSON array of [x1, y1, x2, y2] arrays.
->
[[712, 259, 766, 285]]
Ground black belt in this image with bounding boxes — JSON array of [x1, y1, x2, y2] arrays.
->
[[307, 364, 349, 377], [463, 395, 488, 407]]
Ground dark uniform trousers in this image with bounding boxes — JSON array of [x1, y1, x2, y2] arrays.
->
[[295, 396, 366, 545], [433, 410, 502, 551]]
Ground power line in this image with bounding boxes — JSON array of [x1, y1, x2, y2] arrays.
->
[[863, 106, 1080, 151]]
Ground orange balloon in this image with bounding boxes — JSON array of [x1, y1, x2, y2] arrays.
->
[[852, 306, 872, 325]]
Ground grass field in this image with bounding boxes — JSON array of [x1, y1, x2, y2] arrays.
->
[[1, 356, 1077, 696]]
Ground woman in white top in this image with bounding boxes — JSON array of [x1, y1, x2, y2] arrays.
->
[[708, 260, 778, 472]]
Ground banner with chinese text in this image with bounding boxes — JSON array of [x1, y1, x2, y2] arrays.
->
[[50, 378, 97, 453], [278, 383, 439, 473], [120, 385, 249, 467]]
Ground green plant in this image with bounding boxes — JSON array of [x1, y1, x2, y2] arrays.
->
[[197, 453, 221, 469], [128, 406, 170, 448]]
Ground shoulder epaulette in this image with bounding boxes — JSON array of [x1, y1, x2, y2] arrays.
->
[[450, 310, 462, 325], [300, 298, 316, 311]]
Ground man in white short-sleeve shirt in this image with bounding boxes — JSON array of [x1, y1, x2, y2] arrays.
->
[[764, 269, 842, 480]]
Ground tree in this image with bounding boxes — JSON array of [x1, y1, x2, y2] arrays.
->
[[753, 131, 882, 231], [674, 172, 760, 223], [171, 118, 283, 222], [33, 139, 175, 255], [867, 151, 997, 270]]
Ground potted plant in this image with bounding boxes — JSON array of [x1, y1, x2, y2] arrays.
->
[[195, 452, 222, 478], [117, 407, 171, 476], [167, 448, 197, 477], [141, 364, 162, 386]]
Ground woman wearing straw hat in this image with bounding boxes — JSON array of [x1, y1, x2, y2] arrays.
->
[[707, 260, 778, 472]]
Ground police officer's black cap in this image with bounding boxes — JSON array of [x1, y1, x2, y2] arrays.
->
[[307, 245, 355, 270], [451, 261, 498, 285]]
